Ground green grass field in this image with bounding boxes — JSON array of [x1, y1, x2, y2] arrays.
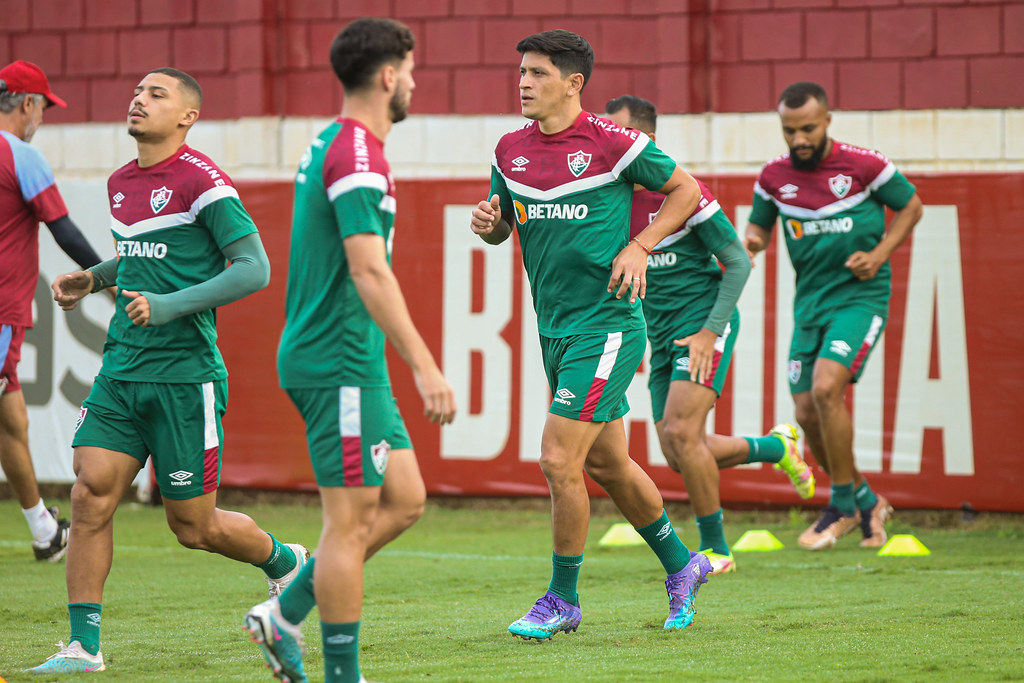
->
[[2, 498, 1023, 682]]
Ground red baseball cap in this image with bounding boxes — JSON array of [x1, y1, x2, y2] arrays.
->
[[0, 60, 67, 108]]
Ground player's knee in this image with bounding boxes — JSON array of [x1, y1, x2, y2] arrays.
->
[[583, 459, 617, 486], [70, 477, 118, 524], [810, 380, 844, 408], [660, 420, 702, 457], [538, 450, 579, 484], [794, 402, 818, 431]]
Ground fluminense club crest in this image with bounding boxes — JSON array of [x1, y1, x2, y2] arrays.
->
[[150, 186, 173, 214], [828, 173, 852, 199], [371, 439, 391, 476], [567, 150, 592, 178]]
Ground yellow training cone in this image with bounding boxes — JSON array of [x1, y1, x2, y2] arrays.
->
[[732, 529, 784, 552], [598, 522, 646, 547], [878, 534, 931, 556]]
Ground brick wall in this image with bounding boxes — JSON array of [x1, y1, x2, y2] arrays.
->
[[3, 0, 1020, 123]]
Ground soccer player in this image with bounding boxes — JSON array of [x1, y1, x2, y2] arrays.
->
[[471, 30, 713, 639], [30, 68, 307, 674], [242, 19, 456, 683], [604, 95, 815, 573], [744, 82, 922, 550], [1, 59, 106, 562]]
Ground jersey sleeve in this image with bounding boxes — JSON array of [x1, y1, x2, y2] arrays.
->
[[327, 173, 391, 239], [693, 206, 740, 255], [748, 181, 779, 229], [195, 188, 259, 249], [871, 167, 916, 211], [490, 158, 513, 215], [13, 142, 68, 223], [618, 138, 676, 192]]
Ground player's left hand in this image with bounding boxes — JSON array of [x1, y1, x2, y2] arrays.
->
[[608, 240, 648, 303], [122, 290, 151, 326], [845, 250, 884, 281], [674, 327, 717, 386]]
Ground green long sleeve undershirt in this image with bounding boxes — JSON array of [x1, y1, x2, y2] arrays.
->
[[703, 237, 752, 336], [88, 233, 270, 327]]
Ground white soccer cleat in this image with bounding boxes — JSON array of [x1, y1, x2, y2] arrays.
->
[[26, 640, 105, 674], [266, 543, 310, 598]]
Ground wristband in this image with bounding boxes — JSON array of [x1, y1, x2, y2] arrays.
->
[[631, 237, 654, 255]]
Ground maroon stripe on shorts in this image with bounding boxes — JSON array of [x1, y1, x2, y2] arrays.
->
[[342, 435, 363, 486], [202, 445, 219, 493]]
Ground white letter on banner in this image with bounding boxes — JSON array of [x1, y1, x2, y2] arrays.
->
[[891, 206, 974, 474], [441, 205, 511, 460], [731, 205, 766, 469], [519, 272, 548, 462]]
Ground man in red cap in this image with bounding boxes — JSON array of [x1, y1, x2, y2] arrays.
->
[[0, 60, 105, 561]]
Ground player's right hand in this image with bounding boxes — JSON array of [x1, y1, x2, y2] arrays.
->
[[414, 365, 457, 426], [51, 271, 94, 311], [742, 234, 765, 266], [470, 195, 502, 235]]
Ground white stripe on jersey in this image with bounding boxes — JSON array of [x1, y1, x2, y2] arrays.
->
[[202, 382, 218, 450], [652, 200, 722, 249], [378, 195, 396, 214], [770, 189, 873, 221], [339, 386, 361, 438], [327, 172, 389, 201], [595, 332, 623, 381], [492, 132, 652, 202], [867, 162, 897, 192], [111, 186, 241, 238]]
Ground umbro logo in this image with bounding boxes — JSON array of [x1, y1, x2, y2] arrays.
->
[[325, 633, 354, 645], [780, 183, 798, 199], [554, 387, 575, 407], [112, 191, 125, 208], [87, 612, 101, 626], [829, 340, 852, 357], [511, 155, 530, 172], [656, 522, 673, 541], [169, 470, 193, 486]]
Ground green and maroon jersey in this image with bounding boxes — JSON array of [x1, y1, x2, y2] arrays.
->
[[490, 111, 677, 337], [278, 118, 396, 389], [103, 145, 258, 382], [748, 141, 916, 323], [630, 178, 738, 345]]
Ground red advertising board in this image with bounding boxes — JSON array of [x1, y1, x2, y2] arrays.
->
[[219, 175, 1024, 511]]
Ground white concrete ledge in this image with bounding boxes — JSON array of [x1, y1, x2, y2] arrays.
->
[[34, 109, 1024, 183]]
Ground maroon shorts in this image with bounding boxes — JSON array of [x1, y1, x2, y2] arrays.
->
[[1, 324, 26, 394]]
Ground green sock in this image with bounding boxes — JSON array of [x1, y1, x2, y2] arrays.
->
[[255, 533, 297, 579], [743, 435, 786, 464], [696, 509, 729, 556], [831, 483, 857, 516], [636, 510, 690, 575], [854, 480, 879, 512], [69, 602, 102, 656], [547, 552, 583, 605], [279, 556, 317, 625], [322, 620, 360, 683]]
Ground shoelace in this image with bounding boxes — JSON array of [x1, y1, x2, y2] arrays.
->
[[526, 595, 564, 621]]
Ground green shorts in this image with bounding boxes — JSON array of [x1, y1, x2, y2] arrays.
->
[[789, 308, 886, 394], [72, 375, 226, 500], [648, 308, 740, 423], [286, 385, 411, 487], [539, 329, 645, 422]]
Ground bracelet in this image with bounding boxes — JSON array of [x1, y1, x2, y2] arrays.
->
[[631, 237, 654, 255]]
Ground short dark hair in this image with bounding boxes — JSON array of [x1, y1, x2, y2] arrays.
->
[[778, 81, 828, 110], [148, 67, 202, 107], [516, 30, 593, 89], [605, 94, 657, 134], [330, 18, 415, 93]]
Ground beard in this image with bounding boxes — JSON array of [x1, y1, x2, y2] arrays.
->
[[789, 136, 828, 171], [389, 87, 410, 123]]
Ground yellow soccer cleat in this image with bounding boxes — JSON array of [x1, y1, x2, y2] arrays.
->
[[770, 423, 815, 499], [700, 549, 736, 574]]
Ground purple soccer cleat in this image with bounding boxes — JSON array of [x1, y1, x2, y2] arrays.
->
[[508, 591, 582, 641], [664, 551, 713, 629]]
